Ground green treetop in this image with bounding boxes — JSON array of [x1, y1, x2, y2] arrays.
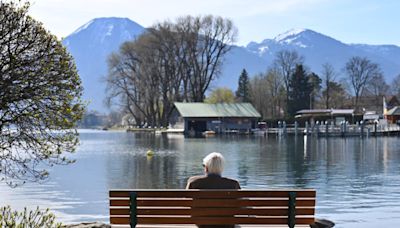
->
[[0, 1, 85, 186]]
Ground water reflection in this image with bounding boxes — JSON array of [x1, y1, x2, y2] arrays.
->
[[0, 131, 400, 228]]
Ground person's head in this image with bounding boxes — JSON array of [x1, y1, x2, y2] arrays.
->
[[202, 152, 224, 175]]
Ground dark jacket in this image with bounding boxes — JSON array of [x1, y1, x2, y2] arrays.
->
[[186, 174, 241, 228], [186, 174, 241, 190]]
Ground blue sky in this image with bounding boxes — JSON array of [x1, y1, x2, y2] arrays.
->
[[30, 0, 400, 46]]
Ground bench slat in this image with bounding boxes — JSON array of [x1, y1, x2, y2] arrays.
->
[[194, 208, 313, 217], [110, 216, 315, 225], [192, 199, 315, 207], [110, 190, 316, 198], [110, 208, 190, 216], [110, 207, 315, 216], [110, 198, 315, 207], [111, 199, 192, 207]]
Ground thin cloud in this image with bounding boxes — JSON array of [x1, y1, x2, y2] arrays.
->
[[28, 0, 400, 46]]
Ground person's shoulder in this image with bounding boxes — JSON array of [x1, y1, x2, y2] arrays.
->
[[221, 177, 241, 188], [187, 175, 207, 183], [221, 176, 238, 183], [186, 175, 207, 189]]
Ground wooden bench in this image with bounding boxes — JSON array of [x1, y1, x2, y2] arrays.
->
[[109, 189, 317, 228]]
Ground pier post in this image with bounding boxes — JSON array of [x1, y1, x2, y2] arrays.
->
[[283, 121, 287, 135], [305, 121, 309, 135], [341, 121, 347, 137], [278, 121, 281, 137], [325, 121, 329, 137], [360, 121, 364, 138]]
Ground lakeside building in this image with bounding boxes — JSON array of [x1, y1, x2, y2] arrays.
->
[[385, 106, 400, 124], [295, 109, 354, 125], [356, 95, 400, 115], [170, 102, 261, 135]]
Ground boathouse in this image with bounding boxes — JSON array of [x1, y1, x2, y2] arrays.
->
[[170, 102, 261, 135], [295, 109, 354, 125]]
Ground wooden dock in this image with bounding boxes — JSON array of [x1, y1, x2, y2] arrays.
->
[[263, 124, 400, 137]]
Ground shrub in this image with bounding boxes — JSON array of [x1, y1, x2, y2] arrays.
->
[[0, 206, 62, 228]]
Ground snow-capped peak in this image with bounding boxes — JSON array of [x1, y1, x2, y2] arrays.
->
[[71, 19, 94, 35], [274, 28, 307, 42], [105, 24, 114, 36]]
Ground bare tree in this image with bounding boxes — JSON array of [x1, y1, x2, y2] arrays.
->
[[106, 34, 173, 128], [106, 42, 146, 126], [249, 69, 285, 120], [321, 63, 337, 108], [265, 68, 285, 118], [177, 15, 237, 102], [345, 56, 381, 112], [249, 74, 269, 118], [139, 26, 184, 127], [273, 50, 304, 115], [364, 73, 389, 97], [391, 74, 400, 97], [361, 73, 390, 110]]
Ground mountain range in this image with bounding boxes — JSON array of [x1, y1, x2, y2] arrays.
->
[[62, 17, 400, 112]]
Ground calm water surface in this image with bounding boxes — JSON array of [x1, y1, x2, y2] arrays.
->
[[1, 130, 400, 227]]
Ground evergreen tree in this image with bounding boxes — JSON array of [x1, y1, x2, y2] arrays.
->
[[287, 65, 313, 117], [308, 72, 322, 109], [236, 69, 251, 102]]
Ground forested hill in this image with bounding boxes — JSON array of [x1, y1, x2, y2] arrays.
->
[[63, 17, 400, 112]]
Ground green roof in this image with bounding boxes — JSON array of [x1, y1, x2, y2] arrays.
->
[[174, 102, 261, 118]]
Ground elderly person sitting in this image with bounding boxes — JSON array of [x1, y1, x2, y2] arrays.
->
[[186, 152, 334, 228], [186, 152, 240, 190], [186, 152, 240, 228]]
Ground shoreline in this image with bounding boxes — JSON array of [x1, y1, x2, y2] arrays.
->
[[62, 222, 110, 228]]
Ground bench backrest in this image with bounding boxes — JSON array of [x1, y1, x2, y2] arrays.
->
[[109, 189, 316, 228]]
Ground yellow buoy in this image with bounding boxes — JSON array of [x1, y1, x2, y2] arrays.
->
[[146, 149, 154, 156]]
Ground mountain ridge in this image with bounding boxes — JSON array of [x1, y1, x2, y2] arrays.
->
[[63, 17, 400, 112], [245, 28, 400, 84]]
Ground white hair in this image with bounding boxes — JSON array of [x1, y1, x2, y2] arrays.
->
[[203, 152, 224, 174]]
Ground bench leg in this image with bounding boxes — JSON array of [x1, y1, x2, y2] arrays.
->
[[288, 192, 296, 228], [130, 192, 137, 228]]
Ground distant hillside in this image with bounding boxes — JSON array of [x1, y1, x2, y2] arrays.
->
[[214, 45, 268, 89], [62, 17, 145, 112], [63, 18, 400, 112]]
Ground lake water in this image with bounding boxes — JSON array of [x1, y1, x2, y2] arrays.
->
[[1, 130, 400, 227]]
